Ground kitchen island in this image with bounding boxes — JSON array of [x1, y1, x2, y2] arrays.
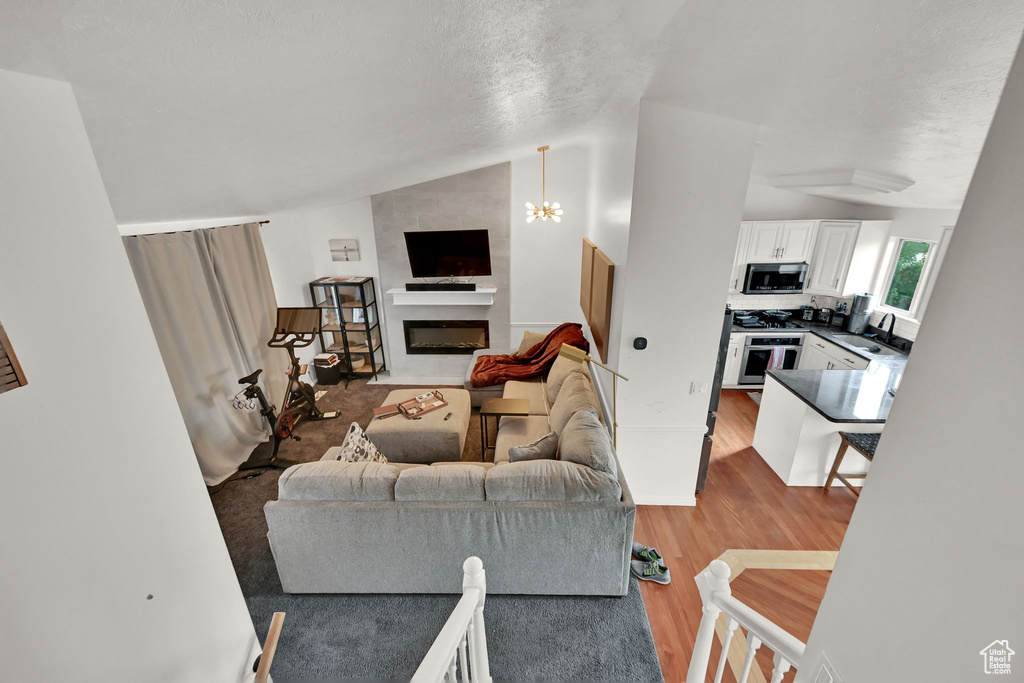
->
[[751, 331, 906, 487]]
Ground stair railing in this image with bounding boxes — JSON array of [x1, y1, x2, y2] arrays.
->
[[412, 557, 492, 683], [254, 611, 286, 683], [686, 559, 805, 683]]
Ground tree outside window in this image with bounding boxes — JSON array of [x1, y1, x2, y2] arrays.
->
[[883, 240, 931, 311]]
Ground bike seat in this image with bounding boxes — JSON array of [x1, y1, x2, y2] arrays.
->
[[238, 369, 263, 385]]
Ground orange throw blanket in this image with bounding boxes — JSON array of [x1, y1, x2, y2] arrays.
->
[[471, 322, 589, 387]]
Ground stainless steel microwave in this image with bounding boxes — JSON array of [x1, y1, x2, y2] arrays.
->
[[742, 262, 809, 294]]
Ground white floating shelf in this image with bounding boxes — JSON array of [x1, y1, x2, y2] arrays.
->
[[387, 287, 496, 306]]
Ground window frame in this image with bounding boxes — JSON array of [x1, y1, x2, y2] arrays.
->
[[872, 229, 953, 324]]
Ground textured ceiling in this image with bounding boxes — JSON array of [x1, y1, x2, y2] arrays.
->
[[0, 1, 1022, 222]]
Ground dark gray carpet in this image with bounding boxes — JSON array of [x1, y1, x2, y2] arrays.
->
[[211, 379, 663, 682], [248, 577, 662, 683]]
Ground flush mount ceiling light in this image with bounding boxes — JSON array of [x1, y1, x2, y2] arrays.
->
[[525, 146, 563, 223], [767, 170, 915, 195]]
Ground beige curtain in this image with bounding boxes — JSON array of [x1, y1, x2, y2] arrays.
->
[[123, 223, 289, 485]]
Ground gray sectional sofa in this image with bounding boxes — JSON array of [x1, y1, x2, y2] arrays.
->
[[264, 337, 636, 596]]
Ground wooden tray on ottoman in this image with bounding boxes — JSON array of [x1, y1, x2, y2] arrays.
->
[[398, 390, 449, 419]]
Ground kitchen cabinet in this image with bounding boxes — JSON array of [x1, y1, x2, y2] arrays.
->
[[801, 335, 870, 371], [806, 220, 891, 296], [798, 343, 833, 370], [744, 221, 815, 263], [723, 333, 744, 386], [729, 223, 752, 292]]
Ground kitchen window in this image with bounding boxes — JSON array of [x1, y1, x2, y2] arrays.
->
[[874, 229, 952, 323]]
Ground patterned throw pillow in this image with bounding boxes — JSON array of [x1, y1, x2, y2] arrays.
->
[[336, 422, 388, 464]]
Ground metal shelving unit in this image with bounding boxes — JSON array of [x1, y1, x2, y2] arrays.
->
[[308, 276, 385, 384]]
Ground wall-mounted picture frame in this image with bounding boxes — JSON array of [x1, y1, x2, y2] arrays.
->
[[330, 239, 360, 261]]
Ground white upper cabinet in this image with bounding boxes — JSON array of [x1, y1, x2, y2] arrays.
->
[[776, 221, 815, 261], [743, 221, 816, 263], [747, 222, 785, 261], [729, 223, 753, 292], [806, 220, 890, 296]]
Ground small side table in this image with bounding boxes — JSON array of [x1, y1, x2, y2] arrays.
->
[[479, 398, 531, 460]]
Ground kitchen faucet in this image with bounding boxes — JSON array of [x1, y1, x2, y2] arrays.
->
[[878, 312, 897, 345]]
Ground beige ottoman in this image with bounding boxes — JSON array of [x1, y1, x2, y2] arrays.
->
[[364, 389, 471, 463]]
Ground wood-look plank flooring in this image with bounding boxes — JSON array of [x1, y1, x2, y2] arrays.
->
[[634, 390, 858, 682]]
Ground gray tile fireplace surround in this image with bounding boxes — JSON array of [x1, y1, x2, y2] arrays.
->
[[371, 162, 511, 379]]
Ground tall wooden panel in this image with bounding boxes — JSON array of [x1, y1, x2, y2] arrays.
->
[[579, 238, 615, 363], [0, 324, 28, 394], [581, 238, 596, 320]]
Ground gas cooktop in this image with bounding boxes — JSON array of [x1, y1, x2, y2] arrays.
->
[[732, 310, 808, 330]]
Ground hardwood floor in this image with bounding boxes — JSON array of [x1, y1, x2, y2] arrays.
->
[[635, 389, 858, 682]]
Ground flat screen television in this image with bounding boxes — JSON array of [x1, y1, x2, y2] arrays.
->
[[404, 229, 492, 278]]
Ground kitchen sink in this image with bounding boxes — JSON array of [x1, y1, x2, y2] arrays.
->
[[831, 334, 903, 356]]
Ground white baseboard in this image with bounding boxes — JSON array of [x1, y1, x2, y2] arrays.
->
[[369, 375, 463, 386], [634, 496, 697, 507]]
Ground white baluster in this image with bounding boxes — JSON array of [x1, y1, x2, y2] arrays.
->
[[770, 652, 792, 683], [685, 560, 732, 683], [458, 634, 469, 682], [714, 616, 739, 683], [463, 557, 491, 683], [738, 634, 762, 683], [447, 651, 457, 682]]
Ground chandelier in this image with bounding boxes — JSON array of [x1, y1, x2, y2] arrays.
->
[[525, 145, 563, 223]]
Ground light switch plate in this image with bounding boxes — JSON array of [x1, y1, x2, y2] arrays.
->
[[813, 651, 844, 683], [690, 381, 709, 395]]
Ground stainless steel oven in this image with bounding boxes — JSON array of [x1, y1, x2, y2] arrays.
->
[[739, 335, 803, 384]]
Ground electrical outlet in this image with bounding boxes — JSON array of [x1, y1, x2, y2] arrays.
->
[[814, 651, 844, 683], [689, 381, 709, 395]]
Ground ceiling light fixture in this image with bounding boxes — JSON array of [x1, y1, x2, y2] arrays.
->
[[526, 146, 563, 223], [767, 170, 914, 195]]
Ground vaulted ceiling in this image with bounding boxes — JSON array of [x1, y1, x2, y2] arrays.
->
[[2, 0, 1022, 223]]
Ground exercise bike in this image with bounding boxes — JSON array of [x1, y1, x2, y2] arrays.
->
[[234, 308, 340, 469]]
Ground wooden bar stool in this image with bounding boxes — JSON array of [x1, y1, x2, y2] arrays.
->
[[824, 431, 880, 496]]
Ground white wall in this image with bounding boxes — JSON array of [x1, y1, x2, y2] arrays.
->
[[614, 101, 757, 505], [289, 198, 379, 282], [0, 69, 258, 682], [585, 105, 641, 370], [796, 40, 1024, 683], [510, 144, 592, 334]]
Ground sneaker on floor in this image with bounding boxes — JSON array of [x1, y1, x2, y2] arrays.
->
[[632, 541, 664, 565], [631, 559, 671, 584]]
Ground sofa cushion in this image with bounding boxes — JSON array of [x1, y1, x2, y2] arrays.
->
[[545, 354, 592, 405], [493, 415, 553, 464], [395, 464, 486, 502], [431, 461, 496, 470], [502, 380, 549, 415], [509, 431, 558, 463], [335, 422, 388, 463], [515, 330, 546, 356], [548, 373, 600, 435], [278, 461, 397, 501], [484, 460, 622, 502], [558, 409, 618, 478]]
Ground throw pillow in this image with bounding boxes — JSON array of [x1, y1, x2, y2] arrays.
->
[[514, 330, 546, 356], [558, 409, 617, 478], [335, 422, 388, 464], [508, 431, 558, 463], [548, 372, 600, 435], [545, 353, 591, 405]]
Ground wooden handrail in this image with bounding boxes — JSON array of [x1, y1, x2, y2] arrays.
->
[[255, 612, 286, 683]]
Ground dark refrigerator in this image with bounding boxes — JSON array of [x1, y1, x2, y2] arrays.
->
[[696, 306, 733, 494]]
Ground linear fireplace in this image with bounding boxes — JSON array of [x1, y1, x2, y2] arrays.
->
[[403, 320, 490, 355]]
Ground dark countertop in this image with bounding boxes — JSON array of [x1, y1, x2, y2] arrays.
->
[[764, 326, 909, 423]]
